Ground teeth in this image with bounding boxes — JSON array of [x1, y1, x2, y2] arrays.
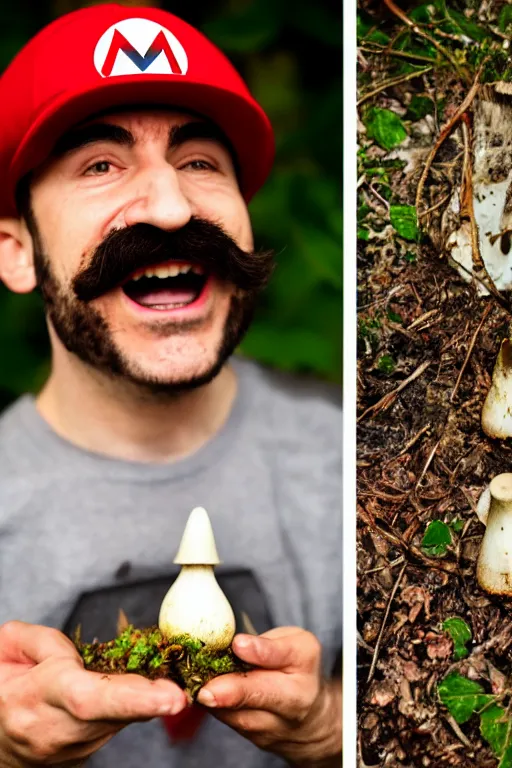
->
[[131, 263, 200, 281]]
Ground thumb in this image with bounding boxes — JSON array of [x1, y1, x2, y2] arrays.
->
[[232, 627, 322, 672]]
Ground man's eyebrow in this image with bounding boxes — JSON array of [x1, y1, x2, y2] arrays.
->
[[52, 123, 135, 158], [168, 121, 233, 153]]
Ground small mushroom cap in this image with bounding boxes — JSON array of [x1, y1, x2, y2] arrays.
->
[[174, 506, 221, 565], [490, 473, 512, 503]]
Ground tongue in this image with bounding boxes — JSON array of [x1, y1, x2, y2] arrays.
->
[[135, 288, 197, 307]]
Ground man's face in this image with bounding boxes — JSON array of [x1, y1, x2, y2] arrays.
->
[[27, 109, 272, 391]]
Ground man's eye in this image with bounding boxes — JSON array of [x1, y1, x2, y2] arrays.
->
[[183, 159, 216, 171], [85, 161, 112, 175]]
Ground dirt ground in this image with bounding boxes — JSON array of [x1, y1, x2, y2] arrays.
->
[[357, 2, 512, 765]]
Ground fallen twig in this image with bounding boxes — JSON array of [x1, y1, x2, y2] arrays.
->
[[444, 714, 474, 749], [358, 44, 438, 65], [384, 422, 431, 463], [357, 66, 433, 106], [408, 309, 440, 330], [358, 360, 431, 422], [450, 303, 492, 402], [367, 561, 407, 683], [415, 436, 443, 489], [416, 61, 486, 217]]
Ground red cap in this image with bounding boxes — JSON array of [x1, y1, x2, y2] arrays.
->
[[0, 4, 275, 217]]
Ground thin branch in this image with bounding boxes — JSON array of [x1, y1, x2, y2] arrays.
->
[[444, 714, 474, 749], [358, 360, 431, 422], [415, 436, 443, 489], [408, 309, 440, 330], [357, 66, 433, 105], [367, 562, 407, 683], [358, 44, 438, 64], [384, 423, 431, 463], [450, 303, 492, 402], [416, 61, 486, 217]]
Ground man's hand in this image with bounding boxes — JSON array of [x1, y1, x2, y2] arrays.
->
[[196, 627, 342, 766], [0, 621, 188, 767]]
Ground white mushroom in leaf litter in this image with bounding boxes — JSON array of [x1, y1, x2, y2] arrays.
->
[[477, 473, 512, 595], [158, 507, 236, 651], [481, 338, 512, 440]]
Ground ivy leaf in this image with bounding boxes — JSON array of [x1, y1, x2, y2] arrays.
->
[[499, 5, 512, 33], [378, 354, 395, 374], [438, 673, 492, 724], [481, 704, 511, 759], [406, 95, 434, 121], [442, 617, 472, 661], [445, 9, 487, 42], [390, 205, 419, 241], [421, 520, 451, 557], [364, 108, 407, 152]]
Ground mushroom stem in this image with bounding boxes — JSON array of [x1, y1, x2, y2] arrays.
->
[[477, 473, 512, 594], [481, 339, 512, 439]]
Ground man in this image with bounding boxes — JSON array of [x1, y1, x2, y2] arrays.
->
[[0, 4, 342, 767]]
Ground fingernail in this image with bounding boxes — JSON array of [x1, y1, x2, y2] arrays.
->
[[197, 689, 217, 707], [235, 636, 252, 651]]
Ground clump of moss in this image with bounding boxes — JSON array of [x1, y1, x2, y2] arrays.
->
[[74, 625, 251, 699]]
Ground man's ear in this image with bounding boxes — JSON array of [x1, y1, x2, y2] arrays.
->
[[0, 218, 36, 293]]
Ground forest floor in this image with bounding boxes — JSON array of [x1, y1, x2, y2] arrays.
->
[[358, 1, 512, 766]]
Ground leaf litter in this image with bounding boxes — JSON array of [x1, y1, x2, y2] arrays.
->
[[358, 0, 512, 765]]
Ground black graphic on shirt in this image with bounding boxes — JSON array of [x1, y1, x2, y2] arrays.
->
[[62, 568, 275, 642]]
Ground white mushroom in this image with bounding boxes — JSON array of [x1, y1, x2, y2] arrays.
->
[[481, 339, 512, 439], [477, 473, 512, 594], [158, 507, 236, 651]]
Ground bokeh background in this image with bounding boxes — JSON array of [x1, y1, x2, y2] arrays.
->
[[0, 0, 341, 411]]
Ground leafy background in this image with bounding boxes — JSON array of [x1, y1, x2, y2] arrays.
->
[[0, 0, 341, 412]]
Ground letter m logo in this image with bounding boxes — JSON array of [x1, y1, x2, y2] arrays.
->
[[102, 29, 182, 77], [94, 19, 189, 79]]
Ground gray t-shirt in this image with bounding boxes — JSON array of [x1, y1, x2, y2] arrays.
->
[[0, 357, 342, 767]]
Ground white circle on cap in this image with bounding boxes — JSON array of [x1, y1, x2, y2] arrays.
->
[[94, 17, 188, 78]]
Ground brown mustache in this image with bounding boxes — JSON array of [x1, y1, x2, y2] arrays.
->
[[72, 217, 275, 302]]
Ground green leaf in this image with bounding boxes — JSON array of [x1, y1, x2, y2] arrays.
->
[[449, 518, 464, 533], [387, 309, 402, 324], [357, 14, 390, 45], [499, 745, 512, 768], [358, 228, 369, 241], [481, 704, 511, 758], [406, 95, 434, 121], [421, 520, 451, 557], [438, 673, 492, 724], [390, 205, 419, 241], [499, 5, 512, 33], [409, 5, 435, 23], [442, 617, 472, 661], [364, 108, 407, 152], [445, 9, 487, 42], [378, 354, 395, 374]]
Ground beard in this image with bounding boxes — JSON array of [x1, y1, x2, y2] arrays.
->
[[28, 215, 274, 395]]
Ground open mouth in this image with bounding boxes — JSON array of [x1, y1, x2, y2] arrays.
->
[[122, 263, 208, 310]]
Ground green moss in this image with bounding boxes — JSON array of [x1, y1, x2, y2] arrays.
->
[[74, 625, 251, 700]]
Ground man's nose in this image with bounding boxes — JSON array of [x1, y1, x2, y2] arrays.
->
[[122, 165, 192, 231]]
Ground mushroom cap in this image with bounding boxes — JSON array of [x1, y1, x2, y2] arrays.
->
[[174, 506, 221, 565], [489, 473, 512, 503]]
